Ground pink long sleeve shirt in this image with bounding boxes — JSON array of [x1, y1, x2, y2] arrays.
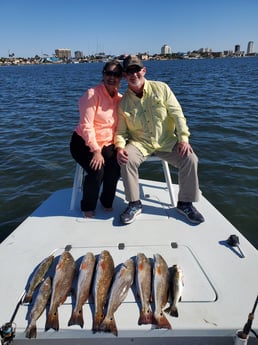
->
[[75, 83, 122, 152]]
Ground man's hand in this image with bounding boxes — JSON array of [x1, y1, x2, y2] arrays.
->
[[117, 148, 129, 165], [177, 142, 193, 157]]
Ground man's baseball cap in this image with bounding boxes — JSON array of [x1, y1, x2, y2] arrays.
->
[[123, 55, 143, 71]]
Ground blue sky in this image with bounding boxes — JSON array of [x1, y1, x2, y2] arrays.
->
[[0, 0, 257, 57]]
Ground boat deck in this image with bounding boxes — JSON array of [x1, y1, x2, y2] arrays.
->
[[0, 179, 257, 344]]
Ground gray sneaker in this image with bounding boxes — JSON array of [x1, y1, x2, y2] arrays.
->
[[176, 202, 204, 224], [120, 201, 142, 224]]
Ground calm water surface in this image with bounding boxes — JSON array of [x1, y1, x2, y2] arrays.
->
[[0, 58, 257, 248]]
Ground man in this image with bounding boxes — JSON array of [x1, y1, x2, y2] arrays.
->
[[115, 55, 204, 225]]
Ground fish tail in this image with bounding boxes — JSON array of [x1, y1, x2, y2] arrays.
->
[[68, 309, 84, 328], [45, 310, 59, 331], [92, 312, 104, 333], [25, 322, 37, 339], [153, 311, 172, 329], [164, 305, 179, 317], [92, 319, 99, 333], [138, 309, 153, 325], [100, 316, 118, 336]]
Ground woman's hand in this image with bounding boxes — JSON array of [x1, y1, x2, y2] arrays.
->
[[90, 150, 104, 170]]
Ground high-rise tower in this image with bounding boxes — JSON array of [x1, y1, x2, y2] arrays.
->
[[247, 41, 254, 54], [161, 44, 171, 54]]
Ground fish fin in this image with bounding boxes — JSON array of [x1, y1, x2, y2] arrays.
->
[[100, 316, 118, 336], [25, 322, 37, 338], [68, 309, 84, 328], [164, 305, 179, 318], [153, 311, 172, 329], [23, 293, 32, 304], [45, 310, 59, 331], [138, 309, 153, 325]]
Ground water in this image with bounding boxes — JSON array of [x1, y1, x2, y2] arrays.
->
[[1, 58, 257, 248]]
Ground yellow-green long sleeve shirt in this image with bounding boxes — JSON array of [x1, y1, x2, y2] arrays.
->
[[115, 79, 190, 156]]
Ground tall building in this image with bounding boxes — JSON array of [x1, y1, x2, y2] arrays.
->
[[161, 44, 171, 54], [75, 51, 83, 59], [247, 41, 254, 54], [55, 48, 71, 59], [234, 45, 240, 55]]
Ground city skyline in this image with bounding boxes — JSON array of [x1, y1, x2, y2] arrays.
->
[[1, 0, 257, 58], [53, 41, 255, 60]]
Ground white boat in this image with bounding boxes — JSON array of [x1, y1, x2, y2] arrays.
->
[[0, 160, 257, 345]]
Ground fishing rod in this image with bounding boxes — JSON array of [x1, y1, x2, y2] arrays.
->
[[0, 291, 25, 345], [238, 295, 258, 340]]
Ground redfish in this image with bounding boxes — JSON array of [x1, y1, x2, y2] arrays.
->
[[92, 250, 114, 333], [100, 258, 135, 336], [152, 254, 171, 329], [136, 253, 153, 325], [45, 250, 75, 331], [68, 252, 96, 328]]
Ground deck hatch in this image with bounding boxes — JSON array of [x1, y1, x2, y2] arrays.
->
[[48, 244, 217, 304]]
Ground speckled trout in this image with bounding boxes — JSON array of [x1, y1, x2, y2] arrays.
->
[[23, 254, 54, 303], [25, 276, 52, 338], [165, 264, 184, 317]]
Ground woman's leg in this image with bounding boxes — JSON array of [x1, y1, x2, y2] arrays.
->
[[100, 145, 120, 209], [70, 132, 103, 212]]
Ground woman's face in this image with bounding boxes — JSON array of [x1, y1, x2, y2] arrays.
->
[[103, 64, 122, 89]]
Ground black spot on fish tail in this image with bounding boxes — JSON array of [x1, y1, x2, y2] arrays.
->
[[68, 309, 84, 328], [45, 310, 59, 331], [153, 311, 172, 329], [100, 316, 118, 336], [92, 315, 104, 333], [138, 309, 153, 325]]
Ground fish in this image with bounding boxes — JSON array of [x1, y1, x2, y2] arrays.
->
[[45, 250, 75, 331], [92, 250, 114, 333], [100, 258, 135, 336], [152, 253, 172, 329], [25, 276, 52, 338], [68, 252, 96, 328], [165, 264, 184, 317], [23, 254, 54, 303], [136, 253, 153, 325]]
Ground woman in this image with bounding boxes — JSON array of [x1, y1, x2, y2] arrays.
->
[[70, 60, 122, 218]]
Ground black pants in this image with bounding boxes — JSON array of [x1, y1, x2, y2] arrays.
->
[[70, 132, 120, 212]]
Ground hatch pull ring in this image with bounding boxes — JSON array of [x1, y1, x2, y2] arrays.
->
[[0, 322, 16, 345]]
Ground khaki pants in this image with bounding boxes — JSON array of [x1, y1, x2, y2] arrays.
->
[[120, 143, 200, 203]]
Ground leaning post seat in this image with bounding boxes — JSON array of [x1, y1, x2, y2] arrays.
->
[[69, 158, 176, 211]]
